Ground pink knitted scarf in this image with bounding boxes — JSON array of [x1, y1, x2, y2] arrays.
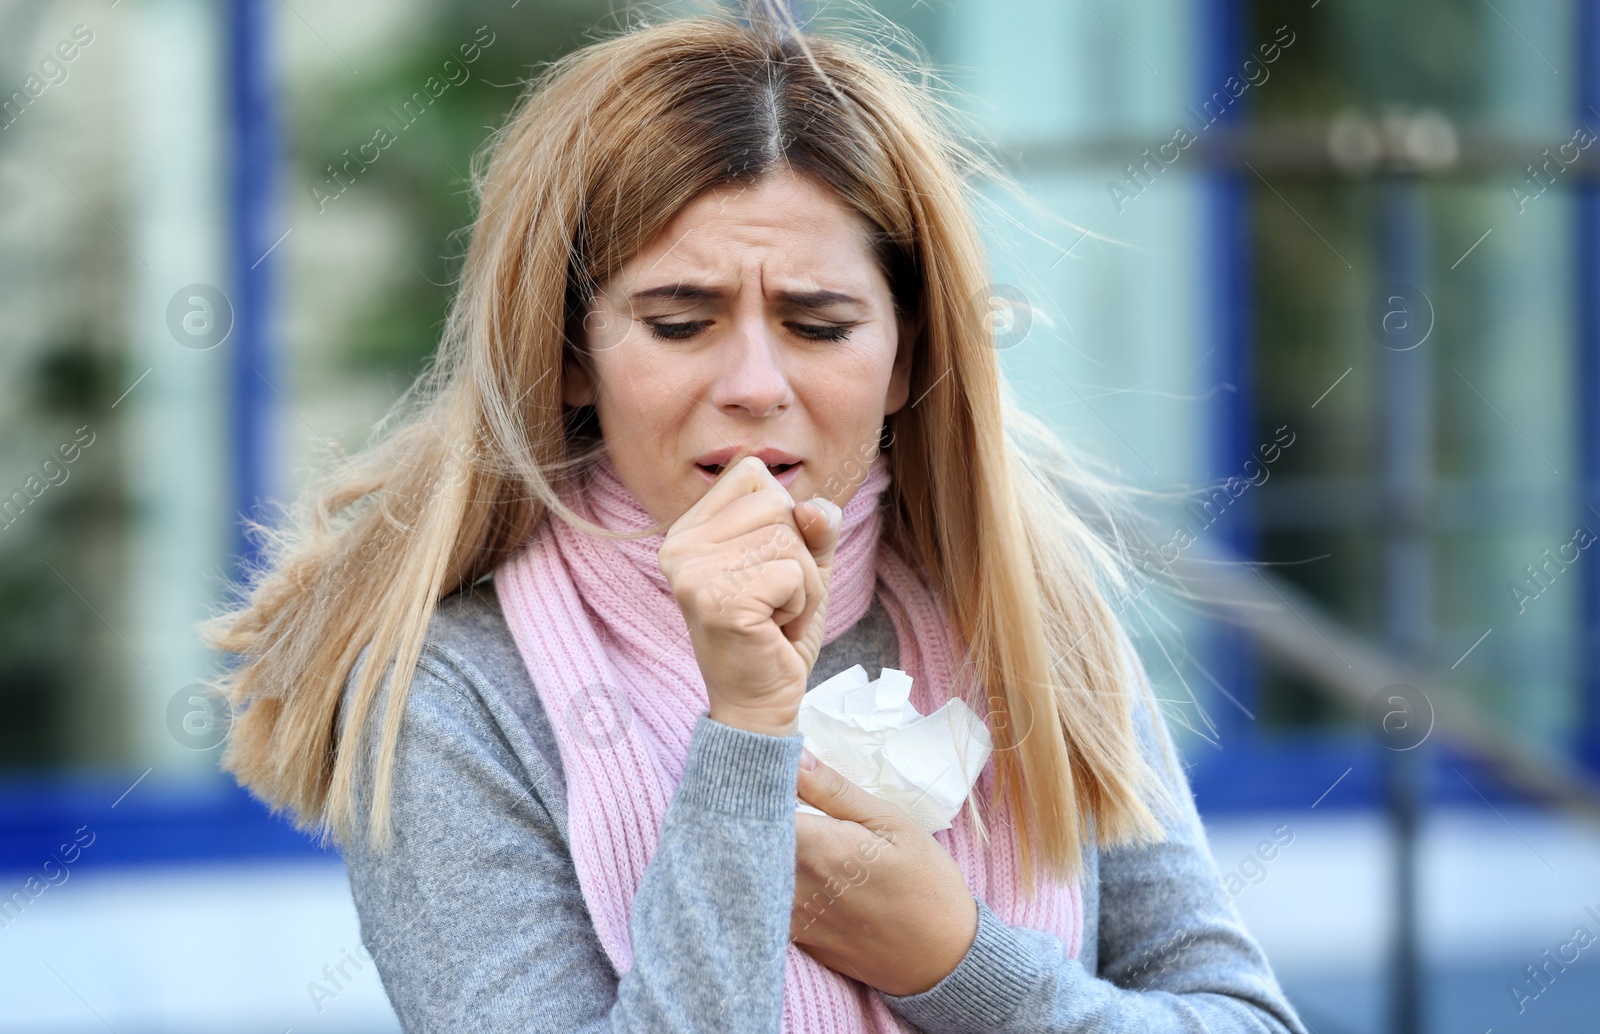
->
[[494, 451, 1082, 1032]]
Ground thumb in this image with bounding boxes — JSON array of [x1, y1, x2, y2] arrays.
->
[[781, 497, 841, 656], [797, 750, 897, 827], [795, 496, 842, 586]]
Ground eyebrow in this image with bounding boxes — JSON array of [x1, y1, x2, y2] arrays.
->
[[627, 283, 865, 308]]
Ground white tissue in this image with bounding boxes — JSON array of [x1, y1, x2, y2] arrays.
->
[[795, 665, 993, 833]]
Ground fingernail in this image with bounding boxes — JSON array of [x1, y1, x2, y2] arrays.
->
[[799, 747, 818, 771], [812, 498, 839, 528]]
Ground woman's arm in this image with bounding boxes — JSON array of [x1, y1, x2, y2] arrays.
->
[[873, 671, 1310, 1034], [340, 644, 802, 1032]]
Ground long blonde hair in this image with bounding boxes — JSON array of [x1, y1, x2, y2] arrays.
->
[[201, 4, 1179, 894]]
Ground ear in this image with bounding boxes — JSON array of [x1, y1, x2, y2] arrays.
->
[[883, 309, 921, 415], [563, 352, 596, 407], [562, 302, 598, 408]]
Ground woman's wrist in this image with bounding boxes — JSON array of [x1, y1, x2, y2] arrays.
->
[[707, 702, 800, 739]]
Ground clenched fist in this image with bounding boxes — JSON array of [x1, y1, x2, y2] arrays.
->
[[657, 455, 842, 737]]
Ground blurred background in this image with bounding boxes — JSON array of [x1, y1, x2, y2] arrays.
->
[[3, 0, 1599, 1031]]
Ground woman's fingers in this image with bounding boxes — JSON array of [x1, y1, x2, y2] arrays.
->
[[786, 498, 840, 644], [668, 455, 792, 539], [674, 485, 802, 548], [681, 525, 821, 632], [795, 753, 903, 830]]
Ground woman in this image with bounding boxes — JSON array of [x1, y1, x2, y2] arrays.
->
[[203, 8, 1310, 1032]]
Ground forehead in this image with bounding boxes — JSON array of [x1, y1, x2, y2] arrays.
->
[[617, 170, 883, 287]]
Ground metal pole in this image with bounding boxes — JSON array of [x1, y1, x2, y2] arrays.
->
[[1575, 0, 1600, 782], [1197, 0, 1258, 758], [227, 0, 278, 578], [1376, 172, 1432, 1034]]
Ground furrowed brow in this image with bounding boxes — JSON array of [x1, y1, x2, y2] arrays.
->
[[776, 289, 863, 308], [628, 283, 722, 303], [626, 284, 864, 308]]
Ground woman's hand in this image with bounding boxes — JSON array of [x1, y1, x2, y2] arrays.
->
[[790, 754, 979, 997], [659, 456, 841, 737]]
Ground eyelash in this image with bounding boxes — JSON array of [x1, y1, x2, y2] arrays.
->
[[644, 320, 854, 343]]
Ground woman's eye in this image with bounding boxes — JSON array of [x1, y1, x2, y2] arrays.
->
[[645, 320, 709, 341], [643, 319, 853, 342], [789, 322, 853, 342]]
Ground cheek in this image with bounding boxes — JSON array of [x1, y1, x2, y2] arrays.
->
[[805, 363, 885, 423], [799, 336, 898, 451], [819, 332, 899, 409], [588, 338, 703, 440]]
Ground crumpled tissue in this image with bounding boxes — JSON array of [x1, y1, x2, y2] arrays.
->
[[795, 664, 992, 833]]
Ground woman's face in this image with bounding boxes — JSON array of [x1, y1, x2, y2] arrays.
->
[[565, 169, 915, 523]]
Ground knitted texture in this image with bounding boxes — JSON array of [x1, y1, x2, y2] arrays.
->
[[493, 452, 1082, 1032]]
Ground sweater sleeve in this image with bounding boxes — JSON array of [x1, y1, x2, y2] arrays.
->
[[339, 645, 804, 1033], [873, 652, 1311, 1034]]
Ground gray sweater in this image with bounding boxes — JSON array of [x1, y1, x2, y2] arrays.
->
[[338, 579, 1310, 1033]]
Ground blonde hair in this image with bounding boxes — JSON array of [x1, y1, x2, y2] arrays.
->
[[201, 3, 1179, 895]]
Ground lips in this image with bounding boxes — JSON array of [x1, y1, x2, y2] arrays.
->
[[697, 461, 798, 476], [695, 459, 802, 487], [694, 446, 802, 477]]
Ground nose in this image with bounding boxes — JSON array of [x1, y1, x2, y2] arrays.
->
[[709, 316, 792, 419]]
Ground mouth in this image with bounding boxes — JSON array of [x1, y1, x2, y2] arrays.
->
[[694, 446, 804, 484], [696, 461, 797, 476], [695, 458, 803, 486]]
